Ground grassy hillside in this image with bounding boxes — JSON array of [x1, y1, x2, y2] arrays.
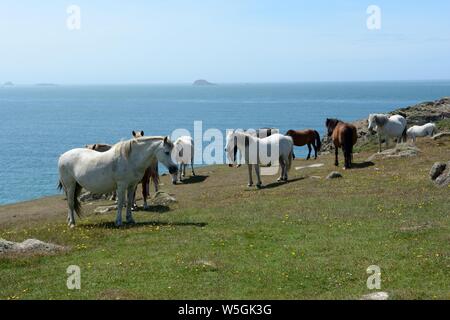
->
[[0, 137, 449, 300]]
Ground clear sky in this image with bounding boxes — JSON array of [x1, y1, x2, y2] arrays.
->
[[1, 0, 449, 84]]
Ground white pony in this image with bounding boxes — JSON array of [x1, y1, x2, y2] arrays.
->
[[174, 136, 196, 181], [58, 136, 178, 227], [225, 131, 294, 188], [407, 123, 437, 143], [368, 114, 407, 152]]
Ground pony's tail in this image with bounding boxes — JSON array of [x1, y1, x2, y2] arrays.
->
[[57, 180, 82, 218], [314, 130, 322, 151], [401, 126, 407, 143], [74, 182, 82, 218]]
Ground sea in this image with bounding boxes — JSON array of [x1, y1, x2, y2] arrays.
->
[[1, 81, 449, 205]]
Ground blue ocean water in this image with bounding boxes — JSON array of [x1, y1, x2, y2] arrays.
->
[[1, 81, 449, 205]]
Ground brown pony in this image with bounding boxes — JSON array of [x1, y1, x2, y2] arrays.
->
[[285, 129, 321, 160], [325, 118, 358, 169], [132, 131, 160, 210]]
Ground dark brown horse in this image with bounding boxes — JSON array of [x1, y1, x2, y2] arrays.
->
[[325, 119, 358, 169], [132, 131, 160, 210], [285, 129, 321, 160]]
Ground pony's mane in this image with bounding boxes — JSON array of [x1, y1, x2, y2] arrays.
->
[[113, 136, 166, 159], [326, 118, 342, 128]]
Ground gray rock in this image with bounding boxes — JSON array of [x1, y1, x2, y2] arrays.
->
[[94, 205, 117, 214], [151, 191, 177, 206], [367, 145, 420, 162], [360, 291, 389, 300], [432, 161, 450, 187], [326, 171, 343, 179], [0, 238, 65, 255], [430, 162, 447, 180], [79, 191, 115, 202]]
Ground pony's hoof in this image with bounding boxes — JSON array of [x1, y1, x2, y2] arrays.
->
[[256, 184, 262, 189], [127, 219, 136, 225], [247, 183, 253, 187], [69, 224, 75, 229], [115, 221, 122, 227]]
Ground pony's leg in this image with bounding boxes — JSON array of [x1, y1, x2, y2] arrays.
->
[[183, 163, 186, 177], [126, 186, 136, 224], [115, 186, 126, 227], [378, 135, 382, 153], [143, 180, 149, 210], [66, 184, 76, 228], [313, 143, 318, 159], [255, 164, 262, 188], [247, 164, 253, 187], [334, 146, 339, 167], [178, 164, 182, 181], [277, 159, 285, 181], [306, 144, 312, 160], [131, 186, 137, 211], [191, 163, 196, 176]]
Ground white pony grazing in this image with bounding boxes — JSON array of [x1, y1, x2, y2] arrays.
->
[[368, 114, 407, 152], [174, 136, 196, 182], [407, 123, 437, 143], [225, 131, 294, 188], [58, 136, 178, 227]]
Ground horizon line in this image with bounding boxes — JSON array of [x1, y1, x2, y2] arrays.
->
[[3, 79, 450, 86]]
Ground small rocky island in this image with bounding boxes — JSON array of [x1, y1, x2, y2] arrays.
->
[[3, 81, 14, 86], [193, 79, 215, 86]]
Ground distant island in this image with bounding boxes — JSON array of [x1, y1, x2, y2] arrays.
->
[[193, 79, 216, 86], [3, 81, 14, 86]]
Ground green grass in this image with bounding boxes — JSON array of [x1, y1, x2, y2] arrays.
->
[[1, 138, 449, 300], [437, 118, 450, 131]]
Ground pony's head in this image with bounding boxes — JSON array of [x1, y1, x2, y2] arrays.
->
[[368, 114, 387, 132], [325, 118, 340, 137], [367, 114, 377, 132], [155, 137, 178, 184], [133, 131, 178, 184]]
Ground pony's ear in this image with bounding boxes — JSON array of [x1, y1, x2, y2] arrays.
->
[[132, 131, 136, 137], [93, 144, 97, 150], [163, 136, 168, 144], [141, 131, 144, 136]]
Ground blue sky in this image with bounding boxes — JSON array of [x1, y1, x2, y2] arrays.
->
[[1, 0, 449, 84]]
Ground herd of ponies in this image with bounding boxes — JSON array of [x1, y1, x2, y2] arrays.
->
[[58, 114, 438, 227]]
